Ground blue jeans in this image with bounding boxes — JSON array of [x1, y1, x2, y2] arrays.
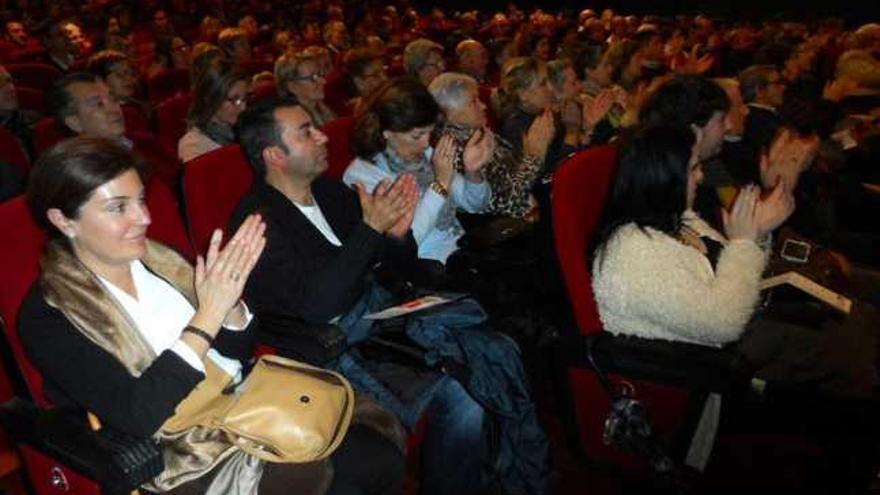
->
[[421, 376, 486, 495]]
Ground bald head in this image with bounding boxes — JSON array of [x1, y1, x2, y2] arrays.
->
[[456, 39, 488, 81]]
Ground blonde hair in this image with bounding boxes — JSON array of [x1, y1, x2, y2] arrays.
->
[[836, 49, 880, 90], [274, 51, 319, 97]]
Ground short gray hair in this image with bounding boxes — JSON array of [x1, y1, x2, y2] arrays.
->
[[428, 72, 478, 112], [403, 38, 442, 76]]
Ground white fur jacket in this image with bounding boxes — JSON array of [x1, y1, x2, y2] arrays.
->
[[591, 211, 769, 347]]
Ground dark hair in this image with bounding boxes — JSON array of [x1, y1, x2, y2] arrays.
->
[[187, 60, 248, 129], [738, 65, 779, 103], [86, 50, 129, 79], [639, 75, 730, 128], [352, 77, 439, 159], [592, 125, 695, 263], [238, 97, 299, 179], [344, 47, 383, 79], [47, 71, 101, 122], [26, 136, 148, 236]]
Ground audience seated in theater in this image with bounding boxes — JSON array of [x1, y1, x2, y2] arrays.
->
[[403, 38, 445, 87], [429, 72, 549, 219], [189, 42, 225, 84], [179, 61, 249, 162], [232, 96, 549, 495], [48, 72, 179, 184], [275, 50, 336, 127], [344, 78, 492, 271], [18, 136, 405, 495], [343, 48, 388, 116], [147, 36, 191, 79], [41, 20, 87, 73], [738, 64, 786, 169], [454, 39, 489, 84], [591, 123, 880, 491], [0, 64, 41, 159], [4, 20, 42, 52], [218, 28, 252, 66], [87, 50, 151, 122], [497, 57, 576, 172]]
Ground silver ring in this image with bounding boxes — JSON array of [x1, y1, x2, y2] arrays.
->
[[232, 273, 241, 282]]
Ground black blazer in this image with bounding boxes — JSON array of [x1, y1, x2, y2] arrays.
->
[[230, 177, 417, 323], [18, 284, 257, 438]]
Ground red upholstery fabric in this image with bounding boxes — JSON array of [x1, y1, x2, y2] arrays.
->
[[131, 131, 182, 188], [551, 145, 618, 336], [323, 69, 353, 117], [19, 445, 100, 495], [182, 144, 254, 253], [250, 80, 277, 104], [146, 68, 190, 105], [0, 126, 30, 178], [155, 92, 192, 155], [5, 63, 61, 93], [122, 105, 151, 135], [551, 146, 690, 470], [320, 115, 356, 180], [0, 196, 49, 405], [14, 86, 45, 114], [143, 177, 195, 260], [32, 118, 69, 155], [238, 59, 273, 77]]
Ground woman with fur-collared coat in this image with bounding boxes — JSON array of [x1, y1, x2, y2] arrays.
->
[[18, 136, 404, 494]]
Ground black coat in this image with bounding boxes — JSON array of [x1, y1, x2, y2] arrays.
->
[[18, 285, 257, 438], [230, 177, 417, 324]]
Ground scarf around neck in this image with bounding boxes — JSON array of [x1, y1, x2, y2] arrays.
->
[[378, 145, 461, 235]]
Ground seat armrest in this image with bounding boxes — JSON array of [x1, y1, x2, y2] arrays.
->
[[258, 312, 348, 366], [561, 332, 754, 393], [0, 398, 163, 494]]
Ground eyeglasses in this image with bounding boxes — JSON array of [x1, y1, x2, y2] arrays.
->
[[226, 94, 250, 106], [290, 72, 326, 83]]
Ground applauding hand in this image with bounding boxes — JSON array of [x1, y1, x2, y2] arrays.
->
[[191, 214, 267, 334]]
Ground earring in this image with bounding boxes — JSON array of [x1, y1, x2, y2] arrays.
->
[[66, 231, 75, 239]]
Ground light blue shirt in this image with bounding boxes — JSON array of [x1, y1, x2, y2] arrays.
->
[[343, 148, 491, 263]]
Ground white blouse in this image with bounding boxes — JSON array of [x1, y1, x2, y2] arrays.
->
[[99, 260, 249, 379]]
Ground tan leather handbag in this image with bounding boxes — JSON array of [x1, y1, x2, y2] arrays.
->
[[163, 354, 355, 463]]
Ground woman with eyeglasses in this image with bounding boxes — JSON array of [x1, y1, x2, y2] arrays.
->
[[179, 60, 250, 163], [274, 50, 336, 126], [147, 36, 190, 79]]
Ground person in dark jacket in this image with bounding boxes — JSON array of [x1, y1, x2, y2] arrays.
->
[[18, 136, 404, 495], [232, 97, 549, 495]]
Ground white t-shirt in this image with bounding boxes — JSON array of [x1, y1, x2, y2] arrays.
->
[[294, 200, 342, 246]]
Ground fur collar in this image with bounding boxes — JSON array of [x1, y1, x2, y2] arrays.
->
[[39, 239, 196, 376]]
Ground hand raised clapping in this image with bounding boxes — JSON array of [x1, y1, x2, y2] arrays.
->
[[191, 214, 266, 335], [523, 109, 554, 159], [357, 174, 418, 235], [462, 127, 495, 180]]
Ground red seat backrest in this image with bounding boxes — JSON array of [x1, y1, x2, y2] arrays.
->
[[32, 117, 70, 155], [5, 63, 61, 93], [0, 177, 193, 406], [250, 80, 277, 104], [182, 144, 254, 253], [323, 69, 353, 117], [156, 92, 192, 154], [320, 115, 355, 180], [0, 196, 49, 405], [551, 145, 618, 336], [14, 86, 45, 114], [146, 68, 191, 105], [122, 104, 151, 135], [0, 126, 30, 179]]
